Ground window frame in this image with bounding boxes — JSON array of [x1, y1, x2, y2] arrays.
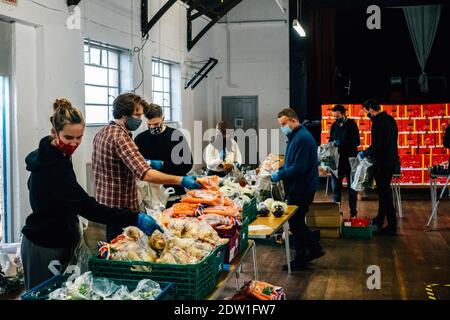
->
[[84, 40, 131, 126], [152, 58, 174, 122]]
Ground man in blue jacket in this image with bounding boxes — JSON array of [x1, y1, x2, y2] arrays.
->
[[271, 108, 325, 270]]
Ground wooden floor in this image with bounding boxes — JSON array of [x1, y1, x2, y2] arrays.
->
[[217, 187, 450, 300]]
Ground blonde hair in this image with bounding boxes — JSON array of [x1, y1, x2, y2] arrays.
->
[[50, 98, 84, 132]]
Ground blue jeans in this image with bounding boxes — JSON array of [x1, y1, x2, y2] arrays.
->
[[331, 157, 357, 216]]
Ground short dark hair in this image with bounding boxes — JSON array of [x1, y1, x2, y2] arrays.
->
[[112, 93, 142, 119], [363, 99, 381, 111], [144, 103, 163, 119], [278, 108, 299, 120], [217, 121, 228, 135], [331, 105, 346, 114]]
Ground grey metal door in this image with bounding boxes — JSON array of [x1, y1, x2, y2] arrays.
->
[[221, 96, 258, 165]]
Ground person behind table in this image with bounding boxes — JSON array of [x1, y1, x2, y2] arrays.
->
[[21, 99, 163, 290], [92, 93, 201, 241], [205, 121, 242, 177], [359, 99, 400, 236], [271, 108, 325, 270], [444, 122, 450, 159], [134, 103, 193, 195], [329, 104, 360, 217]]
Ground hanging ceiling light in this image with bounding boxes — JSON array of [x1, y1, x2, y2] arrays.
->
[[293, 0, 306, 37]]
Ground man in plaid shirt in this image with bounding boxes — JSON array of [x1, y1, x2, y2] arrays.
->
[[92, 93, 201, 241]]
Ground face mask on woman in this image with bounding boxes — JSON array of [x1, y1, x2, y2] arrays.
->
[[55, 139, 78, 156]]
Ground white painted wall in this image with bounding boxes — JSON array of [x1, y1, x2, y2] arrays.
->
[[212, 0, 290, 156]]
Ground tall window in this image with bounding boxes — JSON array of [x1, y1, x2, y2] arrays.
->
[[152, 58, 173, 121], [84, 40, 132, 125]]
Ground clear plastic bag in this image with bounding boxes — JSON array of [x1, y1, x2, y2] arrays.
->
[[130, 279, 161, 300], [64, 271, 95, 300], [318, 143, 340, 177], [350, 157, 374, 191], [136, 180, 175, 211], [91, 277, 121, 300]]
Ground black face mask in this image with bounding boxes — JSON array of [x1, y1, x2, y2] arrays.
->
[[367, 112, 373, 120], [336, 117, 345, 124], [149, 124, 163, 135]]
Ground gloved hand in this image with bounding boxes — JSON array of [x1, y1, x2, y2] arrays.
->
[[181, 176, 202, 189], [219, 150, 225, 160], [358, 151, 366, 159], [271, 171, 281, 183], [333, 140, 340, 147], [147, 160, 164, 170], [234, 161, 241, 169], [137, 213, 163, 235]]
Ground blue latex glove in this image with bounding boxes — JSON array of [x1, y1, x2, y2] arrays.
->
[[358, 151, 366, 159], [271, 171, 281, 183], [219, 150, 225, 160], [137, 213, 163, 235], [181, 176, 202, 189], [334, 140, 340, 147], [148, 160, 164, 170], [234, 161, 241, 169]]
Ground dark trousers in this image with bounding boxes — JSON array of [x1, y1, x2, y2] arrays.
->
[[331, 157, 357, 216], [287, 191, 321, 261], [373, 167, 397, 230], [21, 235, 72, 290]]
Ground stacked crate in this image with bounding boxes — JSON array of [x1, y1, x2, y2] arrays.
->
[[306, 202, 342, 238], [321, 103, 450, 186]]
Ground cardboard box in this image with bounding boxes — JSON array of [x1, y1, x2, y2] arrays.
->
[[306, 215, 341, 228], [311, 228, 341, 238], [308, 202, 340, 217]]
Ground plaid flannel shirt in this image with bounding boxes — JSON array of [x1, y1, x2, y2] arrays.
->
[[92, 121, 151, 210]]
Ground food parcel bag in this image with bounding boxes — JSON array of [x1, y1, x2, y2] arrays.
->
[[317, 142, 339, 177], [136, 181, 175, 211], [349, 156, 374, 192]]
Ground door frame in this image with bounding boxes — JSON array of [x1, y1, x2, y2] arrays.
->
[[221, 95, 259, 131]]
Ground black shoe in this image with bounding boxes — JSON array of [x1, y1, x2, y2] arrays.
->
[[306, 249, 325, 262], [282, 259, 308, 271], [376, 227, 397, 236]]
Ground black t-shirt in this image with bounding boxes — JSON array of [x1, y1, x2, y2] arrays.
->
[[329, 118, 360, 158], [135, 127, 193, 193]]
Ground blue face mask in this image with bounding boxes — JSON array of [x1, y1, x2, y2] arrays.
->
[[281, 125, 292, 136], [126, 116, 142, 131]]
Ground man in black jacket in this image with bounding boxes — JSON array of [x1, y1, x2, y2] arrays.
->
[[329, 105, 360, 217], [359, 99, 400, 235], [135, 103, 193, 195], [444, 123, 450, 154]]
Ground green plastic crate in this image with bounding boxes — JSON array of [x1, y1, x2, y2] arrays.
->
[[21, 275, 172, 300], [242, 196, 257, 223], [239, 218, 250, 255], [342, 219, 373, 239], [88, 244, 226, 300]]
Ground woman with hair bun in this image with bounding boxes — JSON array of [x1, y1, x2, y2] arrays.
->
[[20, 98, 163, 290]]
